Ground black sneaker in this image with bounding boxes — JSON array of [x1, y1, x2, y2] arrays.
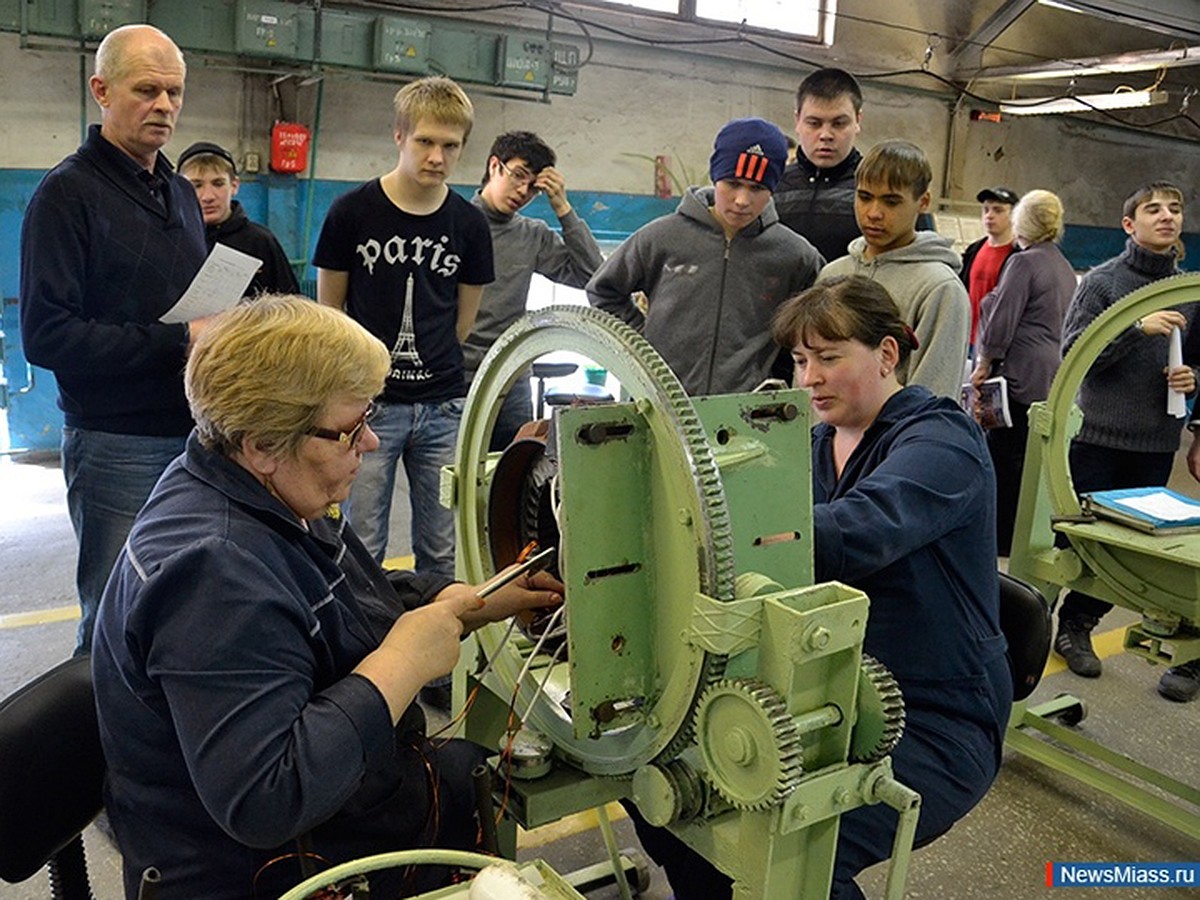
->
[[1157, 660, 1200, 703], [1054, 614, 1102, 678]]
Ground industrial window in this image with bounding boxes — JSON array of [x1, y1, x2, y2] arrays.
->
[[589, 0, 834, 42], [599, 0, 679, 11]]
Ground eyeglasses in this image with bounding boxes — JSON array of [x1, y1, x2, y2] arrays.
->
[[308, 403, 376, 449], [498, 159, 539, 191]]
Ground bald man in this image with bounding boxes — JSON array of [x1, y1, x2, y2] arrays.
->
[[19, 24, 209, 652]]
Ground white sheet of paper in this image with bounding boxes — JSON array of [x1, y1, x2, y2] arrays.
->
[[1168, 326, 1186, 418], [1120, 490, 1200, 522], [159, 243, 262, 323]]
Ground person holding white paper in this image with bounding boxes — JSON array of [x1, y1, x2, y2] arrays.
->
[[1055, 181, 1199, 702], [18, 24, 211, 653], [1167, 326, 1186, 418]]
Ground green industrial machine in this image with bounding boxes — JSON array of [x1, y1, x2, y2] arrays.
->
[[446, 306, 919, 899], [1008, 273, 1200, 840]]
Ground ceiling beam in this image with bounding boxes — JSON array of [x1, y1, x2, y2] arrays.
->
[[946, 0, 1037, 74], [948, 0, 1200, 82], [1036, 0, 1200, 41]]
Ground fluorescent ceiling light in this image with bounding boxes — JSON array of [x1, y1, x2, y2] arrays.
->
[[999, 90, 1168, 115], [972, 46, 1200, 82]]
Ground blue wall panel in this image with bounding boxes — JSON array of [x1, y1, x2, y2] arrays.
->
[[1, 170, 62, 453]]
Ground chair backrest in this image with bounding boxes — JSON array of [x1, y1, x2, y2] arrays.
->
[[0, 656, 105, 888], [997, 572, 1052, 702]]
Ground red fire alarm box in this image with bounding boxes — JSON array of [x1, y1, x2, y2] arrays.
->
[[270, 122, 311, 173]]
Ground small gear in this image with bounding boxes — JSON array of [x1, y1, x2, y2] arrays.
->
[[849, 655, 905, 763], [694, 679, 804, 810]]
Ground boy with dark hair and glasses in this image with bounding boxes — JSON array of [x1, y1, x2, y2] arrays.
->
[[464, 130, 603, 449]]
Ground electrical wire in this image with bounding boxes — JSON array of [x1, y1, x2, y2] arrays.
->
[[521, 639, 568, 724], [348, 0, 1200, 133]]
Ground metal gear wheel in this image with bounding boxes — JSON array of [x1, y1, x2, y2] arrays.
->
[[849, 655, 905, 763], [694, 679, 805, 811], [456, 305, 736, 775]]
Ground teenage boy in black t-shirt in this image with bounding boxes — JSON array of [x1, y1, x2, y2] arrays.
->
[[314, 76, 494, 582]]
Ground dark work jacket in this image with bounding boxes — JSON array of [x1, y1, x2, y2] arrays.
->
[[19, 125, 206, 435], [812, 387, 1011, 772], [92, 433, 455, 899], [774, 147, 862, 263], [206, 201, 300, 297]]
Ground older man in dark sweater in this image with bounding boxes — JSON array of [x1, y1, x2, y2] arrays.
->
[[1055, 181, 1199, 703], [19, 24, 209, 653]]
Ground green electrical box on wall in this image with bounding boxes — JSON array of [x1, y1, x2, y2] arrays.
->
[[6, 0, 582, 96], [374, 15, 430, 74], [18, 0, 76, 37], [549, 42, 579, 95], [79, 0, 145, 37], [429, 26, 498, 85], [151, 0, 237, 54], [496, 32, 550, 89], [317, 8, 371, 68], [234, 0, 300, 58]]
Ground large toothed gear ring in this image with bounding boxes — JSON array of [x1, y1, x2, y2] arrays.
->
[[695, 679, 805, 811], [456, 306, 736, 775], [849, 655, 905, 764]]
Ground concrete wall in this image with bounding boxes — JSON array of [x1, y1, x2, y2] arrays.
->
[[950, 108, 1200, 226], [0, 33, 954, 195]]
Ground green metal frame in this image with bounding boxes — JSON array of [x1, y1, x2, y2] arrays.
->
[[451, 307, 921, 900], [1008, 272, 1200, 841]]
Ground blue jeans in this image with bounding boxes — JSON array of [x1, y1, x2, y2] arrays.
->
[[61, 427, 186, 653], [488, 374, 534, 452], [346, 398, 462, 574]]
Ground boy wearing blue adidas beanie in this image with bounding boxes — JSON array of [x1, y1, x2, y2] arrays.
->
[[586, 117, 825, 396]]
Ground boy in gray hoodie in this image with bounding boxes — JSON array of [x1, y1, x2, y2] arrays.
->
[[586, 117, 824, 396], [820, 140, 970, 398]]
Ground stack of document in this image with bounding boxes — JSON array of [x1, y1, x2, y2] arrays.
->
[[1082, 487, 1200, 534], [960, 376, 1011, 430]]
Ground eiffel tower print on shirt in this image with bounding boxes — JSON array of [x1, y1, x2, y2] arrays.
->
[[390, 272, 423, 366]]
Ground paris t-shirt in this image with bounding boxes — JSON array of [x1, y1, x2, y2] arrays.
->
[[314, 180, 494, 403]]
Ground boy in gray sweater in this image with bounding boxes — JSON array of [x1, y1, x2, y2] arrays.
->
[[819, 140, 970, 399], [1054, 181, 1198, 703], [464, 130, 603, 449]]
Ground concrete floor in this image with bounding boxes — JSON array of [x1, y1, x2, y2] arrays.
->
[[0, 450, 1196, 900]]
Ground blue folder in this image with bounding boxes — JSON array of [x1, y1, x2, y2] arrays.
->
[[1082, 487, 1200, 533]]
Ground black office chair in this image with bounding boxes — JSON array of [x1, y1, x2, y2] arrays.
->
[[912, 572, 1051, 853], [998, 571, 1052, 702], [531, 361, 579, 419], [0, 656, 105, 899]]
